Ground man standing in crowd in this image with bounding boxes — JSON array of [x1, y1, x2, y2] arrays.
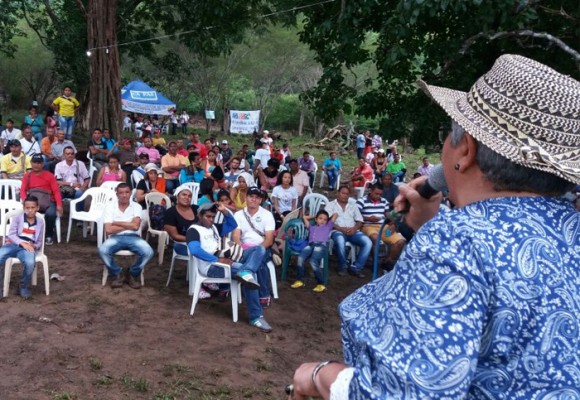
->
[[99, 183, 153, 289], [356, 131, 365, 160]]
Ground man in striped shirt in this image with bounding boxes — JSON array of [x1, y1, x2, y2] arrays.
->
[[356, 183, 406, 271]]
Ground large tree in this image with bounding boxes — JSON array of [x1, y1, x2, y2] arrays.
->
[[290, 0, 580, 147]]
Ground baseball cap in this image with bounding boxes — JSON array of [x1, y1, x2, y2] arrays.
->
[[221, 140, 228, 145], [247, 187, 262, 197], [31, 153, 44, 163], [263, 130, 269, 135], [8, 139, 21, 147]]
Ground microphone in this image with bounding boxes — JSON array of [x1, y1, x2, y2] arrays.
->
[[417, 164, 447, 199]]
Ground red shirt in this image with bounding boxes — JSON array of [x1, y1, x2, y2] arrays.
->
[[21, 171, 63, 206]]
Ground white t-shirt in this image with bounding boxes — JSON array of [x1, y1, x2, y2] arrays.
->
[[234, 206, 275, 247], [103, 201, 142, 235], [254, 148, 271, 168], [21, 139, 41, 155], [272, 185, 298, 213], [1, 129, 21, 142]]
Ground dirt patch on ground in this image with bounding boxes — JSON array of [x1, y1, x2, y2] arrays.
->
[[0, 228, 367, 400]]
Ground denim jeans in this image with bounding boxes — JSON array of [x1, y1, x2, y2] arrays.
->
[[296, 243, 327, 283], [331, 230, 372, 272], [325, 169, 338, 190], [0, 243, 36, 289], [391, 170, 406, 183], [58, 116, 75, 140], [99, 234, 154, 277], [233, 245, 272, 300], [43, 202, 57, 239], [73, 189, 85, 212], [165, 179, 179, 194], [174, 242, 188, 256], [357, 148, 364, 160]]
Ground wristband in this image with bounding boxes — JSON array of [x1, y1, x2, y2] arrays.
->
[[311, 360, 338, 395]]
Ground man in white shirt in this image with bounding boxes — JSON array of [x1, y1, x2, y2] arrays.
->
[[0, 119, 22, 152], [325, 185, 372, 278], [98, 183, 153, 289], [54, 146, 90, 208], [233, 187, 276, 332], [20, 125, 41, 156], [253, 139, 271, 170]]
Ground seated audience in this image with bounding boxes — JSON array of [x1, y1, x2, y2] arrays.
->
[[20, 125, 41, 156], [298, 151, 316, 188], [379, 173, 399, 208], [179, 152, 204, 184], [197, 178, 216, 206], [386, 153, 406, 183], [350, 158, 374, 190], [51, 129, 77, 172], [87, 128, 108, 170], [161, 140, 188, 193], [135, 163, 166, 209], [114, 139, 138, 185], [164, 186, 197, 258], [41, 127, 57, 168], [136, 137, 161, 164], [1, 140, 31, 180], [371, 148, 387, 179], [96, 154, 126, 187], [271, 171, 298, 228], [258, 158, 280, 192], [54, 146, 90, 209], [417, 156, 434, 176], [322, 152, 342, 191], [230, 173, 253, 210]]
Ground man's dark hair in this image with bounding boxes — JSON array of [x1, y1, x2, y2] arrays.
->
[[115, 183, 130, 192], [63, 146, 75, 154], [369, 182, 383, 192], [24, 196, 39, 206]]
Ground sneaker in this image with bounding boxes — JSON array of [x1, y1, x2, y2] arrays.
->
[[19, 286, 32, 299], [199, 288, 211, 299], [259, 297, 272, 308], [45, 237, 54, 246], [313, 284, 327, 293], [110, 274, 124, 289], [290, 280, 305, 289], [250, 316, 272, 333], [204, 283, 220, 292], [234, 271, 260, 290], [337, 269, 347, 277], [348, 268, 366, 279], [127, 274, 141, 289]]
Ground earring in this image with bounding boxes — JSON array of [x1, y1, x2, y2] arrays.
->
[[454, 163, 460, 170]]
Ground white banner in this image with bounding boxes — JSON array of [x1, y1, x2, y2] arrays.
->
[[229, 110, 260, 134]]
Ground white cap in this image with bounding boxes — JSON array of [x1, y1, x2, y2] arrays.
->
[[263, 130, 269, 135], [221, 140, 228, 144]]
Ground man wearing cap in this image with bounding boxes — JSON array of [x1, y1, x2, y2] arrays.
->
[[20, 125, 41, 156], [220, 140, 233, 168], [54, 146, 90, 206], [1, 140, 31, 180], [99, 183, 153, 289], [136, 137, 161, 164], [290, 55, 580, 398], [0, 119, 22, 152], [21, 153, 62, 246], [254, 139, 271, 170], [161, 141, 188, 193], [322, 152, 342, 191], [298, 151, 316, 188], [233, 187, 276, 331]]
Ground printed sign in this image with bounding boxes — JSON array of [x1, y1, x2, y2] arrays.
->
[[229, 110, 260, 134]]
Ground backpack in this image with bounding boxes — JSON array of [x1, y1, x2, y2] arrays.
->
[[148, 203, 166, 230]]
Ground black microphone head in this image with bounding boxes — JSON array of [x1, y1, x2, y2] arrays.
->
[[428, 164, 447, 193]]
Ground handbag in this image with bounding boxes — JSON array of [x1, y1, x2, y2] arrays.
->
[[27, 173, 52, 212], [210, 226, 243, 262]]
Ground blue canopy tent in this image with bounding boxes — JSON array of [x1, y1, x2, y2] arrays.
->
[[121, 80, 176, 116]]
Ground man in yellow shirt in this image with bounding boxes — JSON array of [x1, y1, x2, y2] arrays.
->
[[0, 140, 32, 179], [52, 86, 80, 140], [161, 141, 189, 193]]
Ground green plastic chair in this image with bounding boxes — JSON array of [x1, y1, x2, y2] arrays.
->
[[281, 218, 329, 285]]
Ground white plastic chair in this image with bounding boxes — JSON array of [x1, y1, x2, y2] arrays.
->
[[3, 210, 50, 296], [166, 241, 189, 287], [266, 260, 279, 299], [354, 178, 375, 199], [320, 170, 341, 191], [0, 179, 22, 201], [131, 169, 144, 188], [66, 187, 115, 246], [100, 181, 123, 191], [302, 193, 329, 217], [175, 182, 200, 205], [101, 224, 147, 286], [144, 192, 171, 265], [0, 200, 22, 240], [189, 254, 240, 322]]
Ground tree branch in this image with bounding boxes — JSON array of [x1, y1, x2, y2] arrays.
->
[[42, 0, 61, 25], [74, 0, 88, 19]]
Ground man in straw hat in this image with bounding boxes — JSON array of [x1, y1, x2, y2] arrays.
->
[[288, 54, 580, 399]]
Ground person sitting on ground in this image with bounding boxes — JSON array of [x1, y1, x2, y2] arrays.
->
[[386, 152, 406, 183], [258, 158, 280, 192], [50, 129, 77, 172], [161, 140, 188, 194], [379, 173, 399, 208], [96, 154, 126, 187], [271, 170, 298, 229], [87, 128, 108, 170], [0, 196, 44, 299], [54, 146, 90, 209], [322, 152, 342, 191], [99, 183, 153, 289], [135, 163, 167, 209], [291, 210, 338, 293], [230, 172, 253, 210], [350, 158, 374, 191], [1, 140, 31, 180], [136, 136, 161, 164], [233, 187, 276, 330], [20, 124, 41, 156], [371, 148, 387, 179], [356, 183, 406, 271], [21, 154, 63, 246], [418, 156, 434, 176], [298, 151, 316, 188], [325, 185, 372, 278]]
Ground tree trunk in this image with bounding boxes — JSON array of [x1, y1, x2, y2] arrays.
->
[[87, 0, 122, 139], [298, 106, 305, 136]]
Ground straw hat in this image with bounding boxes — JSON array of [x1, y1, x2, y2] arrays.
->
[[418, 54, 580, 184]]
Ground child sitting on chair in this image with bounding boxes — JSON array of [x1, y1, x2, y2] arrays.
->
[[291, 210, 338, 293], [0, 196, 44, 299]]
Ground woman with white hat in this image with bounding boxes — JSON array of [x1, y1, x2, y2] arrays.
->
[[289, 55, 580, 399]]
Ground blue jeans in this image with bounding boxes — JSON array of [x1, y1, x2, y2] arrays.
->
[[207, 264, 263, 321], [296, 243, 327, 284], [325, 169, 338, 189], [357, 148, 364, 160], [0, 243, 36, 289], [234, 245, 272, 300], [391, 170, 406, 183], [174, 243, 188, 256], [58, 116, 75, 139], [43, 202, 57, 239], [331, 230, 372, 272], [99, 234, 154, 277], [165, 179, 179, 194]]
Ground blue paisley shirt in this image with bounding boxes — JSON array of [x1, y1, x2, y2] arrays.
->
[[339, 196, 580, 399]]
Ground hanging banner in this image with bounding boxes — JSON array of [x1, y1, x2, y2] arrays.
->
[[205, 110, 215, 120], [229, 110, 260, 134]]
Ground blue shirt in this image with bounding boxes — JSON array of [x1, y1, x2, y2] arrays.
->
[[323, 158, 342, 171], [356, 133, 365, 149], [339, 196, 580, 398]]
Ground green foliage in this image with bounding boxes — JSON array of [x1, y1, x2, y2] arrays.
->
[[267, 94, 302, 131]]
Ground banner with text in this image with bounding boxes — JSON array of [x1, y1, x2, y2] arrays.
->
[[229, 110, 260, 134]]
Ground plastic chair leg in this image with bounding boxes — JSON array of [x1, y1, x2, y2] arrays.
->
[[157, 234, 166, 265], [55, 216, 61, 243], [102, 266, 108, 286], [166, 255, 175, 287], [42, 259, 50, 295], [3, 259, 13, 297], [267, 261, 279, 299]]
